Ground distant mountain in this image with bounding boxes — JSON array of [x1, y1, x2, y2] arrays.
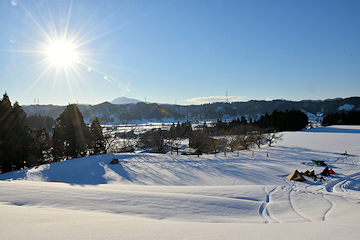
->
[[21, 97, 360, 125], [21, 104, 92, 120], [111, 97, 142, 105]]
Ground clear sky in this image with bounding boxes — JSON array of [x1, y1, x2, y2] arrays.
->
[[0, 0, 359, 106]]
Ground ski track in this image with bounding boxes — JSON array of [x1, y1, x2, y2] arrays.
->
[[325, 171, 360, 194], [288, 189, 311, 222], [322, 194, 334, 221], [265, 186, 313, 223], [259, 186, 278, 223], [321, 172, 360, 220]]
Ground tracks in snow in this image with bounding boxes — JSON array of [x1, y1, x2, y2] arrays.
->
[[325, 171, 360, 195], [260, 186, 310, 223], [260, 183, 336, 223], [259, 186, 278, 223]]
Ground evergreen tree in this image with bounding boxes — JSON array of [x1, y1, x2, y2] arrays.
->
[[51, 104, 89, 161], [168, 123, 178, 153], [240, 115, 247, 125], [322, 110, 360, 126], [175, 121, 182, 137], [255, 109, 308, 131], [0, 93, 31, 173], [26, 115, 55, 133], [181, 120, 193, 138], [89, 117, 106, 155], [28, 127, 51, 166]]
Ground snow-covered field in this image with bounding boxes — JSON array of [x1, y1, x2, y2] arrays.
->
[[1, 125, 360, 239]]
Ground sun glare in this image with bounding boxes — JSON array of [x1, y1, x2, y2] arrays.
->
[[46, 41, 77, 67], [4, 0, 131, 104]]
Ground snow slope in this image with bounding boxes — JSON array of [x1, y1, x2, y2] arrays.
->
[[1, 125, 360, 239], [111, 96, 142, 105]]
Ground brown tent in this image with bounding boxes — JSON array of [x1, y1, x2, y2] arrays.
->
[[110, 158, 119, 164], [321, 167, 330, 176], [308, 170, 315, 177], [286, 170, 307, 181], [302, 170, 315, 177], [301, 170, 309, 176]]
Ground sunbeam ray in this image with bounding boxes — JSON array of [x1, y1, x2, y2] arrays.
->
[[45, 1, 60, 42], [22, 64, 53, 98], [0, 23, 49, 49], [63, 0, 74, 42], [75, 18, 138, 49], [71, 1, 105, 42], [18, 1, 53, 44]]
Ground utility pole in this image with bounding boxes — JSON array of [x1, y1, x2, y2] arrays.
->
[[226, 91, 228, 103]]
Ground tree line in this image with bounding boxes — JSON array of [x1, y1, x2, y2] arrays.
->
[[0, 93, 106, 173], [322, 110, 360, 126], [138, 109, 308, 157]]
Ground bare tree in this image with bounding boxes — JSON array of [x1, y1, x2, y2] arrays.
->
[[104, 132, 117, 153], [265, 128, 283, 146], [120, 124, 138, 152], [189, 130, 214, 157], [252, 127, 266, 148], [238, 135, 255, 150], [232, 125, 256, 150], [139, 128, 168, 153], [228, 136, 240, 152]]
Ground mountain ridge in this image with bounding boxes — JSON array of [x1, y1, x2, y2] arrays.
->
[[21, 96, 360, 124]]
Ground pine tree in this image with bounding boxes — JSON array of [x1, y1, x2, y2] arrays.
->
[[240, 115, 247, 125], [89, 117, 106, 155], [28, 127, 51, 166], [51, 104, 89, 161], [181, 120, 193, 137], [0, 93, 31, 173]]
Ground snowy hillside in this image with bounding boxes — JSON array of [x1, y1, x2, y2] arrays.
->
[[338, 103, 355, 111], [1, 125, 360, 239], [111, 96, 142, 105]]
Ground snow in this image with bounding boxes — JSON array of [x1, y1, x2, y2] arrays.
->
[[1, 125, 360, 239], [111, 96, 142, 105], [216, 106, 225, 113], [338, 103, 354, 111], [301, 109, 323, 122]]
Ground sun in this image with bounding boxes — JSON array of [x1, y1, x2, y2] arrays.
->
[[46, 41, 77, 67], [3, 0, 133, 104]]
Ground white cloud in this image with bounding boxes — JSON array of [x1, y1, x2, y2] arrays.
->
[[186, 96, 247, 105]]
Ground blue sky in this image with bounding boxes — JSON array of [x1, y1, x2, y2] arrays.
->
[[1, 0, 359, 106]]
